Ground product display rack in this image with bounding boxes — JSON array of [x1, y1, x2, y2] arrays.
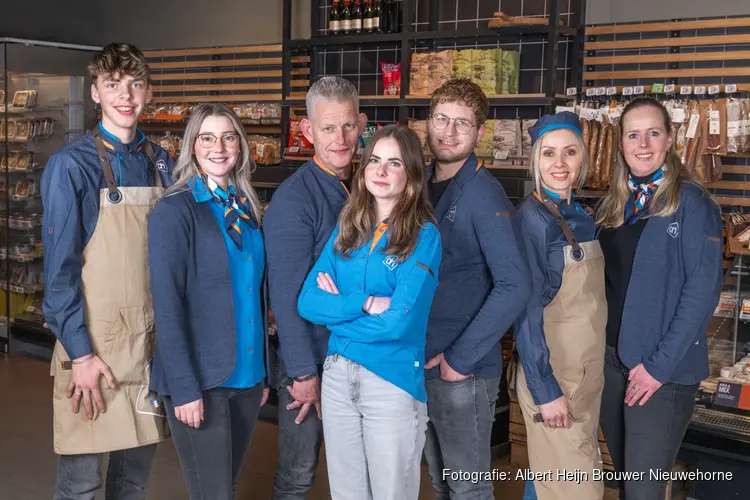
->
[[1, 39, 97, 353]]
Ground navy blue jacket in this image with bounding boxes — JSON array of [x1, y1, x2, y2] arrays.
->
[[41, 125, 174, 359], [514, 191, 597, 405], [263, 158, 349, 379], [426, 154, 533, 379], [147, 186, 270, 407], [613, 183, 723, 385]]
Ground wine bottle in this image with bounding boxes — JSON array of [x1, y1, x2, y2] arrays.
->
[[373, 0, 381, 32], [352, 0, 363, 34], [363, 0, 374, 33], [341, 0, 352, 34], [329, 0, 341, 35]]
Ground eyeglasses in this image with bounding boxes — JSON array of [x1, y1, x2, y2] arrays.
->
[[197, 133, 240, 149], [430, 114, 476, 135]]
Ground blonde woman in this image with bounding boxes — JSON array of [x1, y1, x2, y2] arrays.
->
[[147, 103, 269, 500], [597, 97, 723, 500], [513, 112, 606, 500]]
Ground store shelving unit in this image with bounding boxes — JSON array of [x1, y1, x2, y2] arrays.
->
[[1, 39, 97, 352]]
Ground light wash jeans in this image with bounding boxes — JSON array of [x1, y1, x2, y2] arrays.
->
[[321, 353, 429, 500]]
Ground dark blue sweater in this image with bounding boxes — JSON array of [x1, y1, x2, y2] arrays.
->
[[263, 158, 349, 379], [147, 187, 270, 407], [611, 183, 723, 385], [425, 154, 533, 379]]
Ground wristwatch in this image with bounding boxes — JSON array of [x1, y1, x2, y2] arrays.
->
[[293, 372, 318, 383]]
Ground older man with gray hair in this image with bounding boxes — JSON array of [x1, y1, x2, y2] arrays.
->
[[264, 76, 367, 499]]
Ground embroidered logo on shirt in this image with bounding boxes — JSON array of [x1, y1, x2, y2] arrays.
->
[[383, 255, 398, 271], [447, 206, 457, 222], [156, 159, 168, 172], [667, 222, 679, 239]]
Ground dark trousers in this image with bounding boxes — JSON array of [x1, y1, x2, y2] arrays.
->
[[54, 444, 157, 500], [599, 345, 698, 500], [423, 375, 501, 500], [272, 356, 324, 500], [164, 384, 264, 500]]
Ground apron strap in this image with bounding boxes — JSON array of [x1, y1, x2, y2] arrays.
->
[[539, 195, 585, 262], [141, 140, 164, 189], [92, 126, 123, 204]]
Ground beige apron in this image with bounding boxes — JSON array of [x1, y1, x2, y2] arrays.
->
[[515, 196, 607, 500], [50, 128, 170, 455]]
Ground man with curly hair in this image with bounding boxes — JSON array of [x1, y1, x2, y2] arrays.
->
[[422, 78, 532, 499], [42, 43, 174, 499]]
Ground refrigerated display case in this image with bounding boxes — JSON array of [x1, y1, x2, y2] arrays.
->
[[1, 39, 97, 351]]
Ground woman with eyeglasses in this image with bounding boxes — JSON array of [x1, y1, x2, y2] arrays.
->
[[147, 103, 270, 499]]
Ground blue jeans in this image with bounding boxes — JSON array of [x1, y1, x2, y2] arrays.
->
[[423, 375, 501, 500], [321, 354, 428, 500], [272, 353, 324, 500], [163, 385, 264, 500], [53, 444, 157, 500]]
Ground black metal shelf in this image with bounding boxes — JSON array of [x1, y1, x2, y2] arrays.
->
[[288, 32, 403, 47]]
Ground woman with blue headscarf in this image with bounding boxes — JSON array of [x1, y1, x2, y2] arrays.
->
[[513, 111, 607, 500]]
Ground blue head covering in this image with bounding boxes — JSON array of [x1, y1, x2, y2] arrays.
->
[[529, 111, 583, 145]]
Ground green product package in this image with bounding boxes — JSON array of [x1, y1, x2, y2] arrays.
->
[[471, 49, 498, 96], [500, 50, 520, 95], [452, 49, 474, 81]]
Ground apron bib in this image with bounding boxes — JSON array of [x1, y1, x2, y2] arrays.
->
[[516, 196, 607, 500], [50, 128, 170, 455]]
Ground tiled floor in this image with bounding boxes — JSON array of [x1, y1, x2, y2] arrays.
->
[[0, 354, 617, 499]]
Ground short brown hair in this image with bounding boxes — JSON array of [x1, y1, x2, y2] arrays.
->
[[429, 78, 489, 125], [88, 43, 151, 83]]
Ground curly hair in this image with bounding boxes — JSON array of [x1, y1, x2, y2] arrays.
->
[[429, 78, 489, 125], [88, 43, 151, 83]]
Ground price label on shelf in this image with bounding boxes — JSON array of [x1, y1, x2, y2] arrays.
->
[[287, 146, 300, 154], [622, 87, 634, 96], [566, 87, 578, 96], [495, 150, 510, 160], [694, 86, 707, 95], [681, 86, 693, 95], [586, 88, 597, 97], [652, 83, 665, 94], [596, 87, 606, 96], [634, 86, 645, 95], [606, 87, 618, 96], [665, 84, 676, 94], [708, 85, 721, 95], [726, 84, 738, 94]]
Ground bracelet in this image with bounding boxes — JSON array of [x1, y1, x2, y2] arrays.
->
[[293, 372, 318, 383], [72, 354, 95, 365], [363, 296, 374, 313]]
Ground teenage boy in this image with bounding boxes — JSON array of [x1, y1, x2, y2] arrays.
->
[[264, 76, 367, 499], [422, 78, 532, 499], [42, 43, 174, 499]]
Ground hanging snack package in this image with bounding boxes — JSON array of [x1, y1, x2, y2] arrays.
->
[[499, 50, 520, 95], [452, 49, 474, 81], [493, 120, 522, 160], [381, 62, 401, 96], [286, 119, 314, 157], [742, 99, 750, 152], [474, 119, 495, 159], [716, 98, 729, 156], [521, 119, 538, 157], [684, 101, 703, 179], [727, 98, 742, 154], [471, 49, 498, 96], [597, 117, 614, 190], [586, 120, 601, 188]]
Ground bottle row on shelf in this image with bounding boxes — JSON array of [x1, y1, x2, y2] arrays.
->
[[328, 0, 401, 36]]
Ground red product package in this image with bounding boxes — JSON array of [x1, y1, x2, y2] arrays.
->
[[286, 119, 314, 156], [381, 62, 401, 96]]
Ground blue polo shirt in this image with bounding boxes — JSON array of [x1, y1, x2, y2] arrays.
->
[[191, 176, 266, 389]]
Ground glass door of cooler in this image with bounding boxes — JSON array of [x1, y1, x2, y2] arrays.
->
[[1, 39, 97, 352]]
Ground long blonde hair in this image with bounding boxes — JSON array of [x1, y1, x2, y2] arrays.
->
[[165, 103, 263, 225], [528, 128, 589, 197], [597, 97, 701, 229], [335, 125, 435, 261]]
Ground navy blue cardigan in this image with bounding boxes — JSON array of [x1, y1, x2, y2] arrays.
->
[[613, 183, 723, 385], [425, 154, 533, 379], [147, 188, 270, 407]]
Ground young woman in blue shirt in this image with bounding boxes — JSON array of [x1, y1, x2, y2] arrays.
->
[[513, 112, 607, 500], [147, 103, 270, 500], [597, 97, 723, 500], [297, 124, 442, 500]]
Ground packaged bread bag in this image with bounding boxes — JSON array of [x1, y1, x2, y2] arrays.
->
[[499, 51, 520, 94], [410, 51, 452, 96], [471, 49, 498, 96], [493, 120, 522, 159], [474, 120, 495, 159]]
